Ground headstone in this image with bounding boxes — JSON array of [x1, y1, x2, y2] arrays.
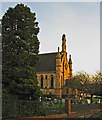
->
[[98, 99, 100, 103], [87, 99, 91, 104], [62, 98, 65, 104]]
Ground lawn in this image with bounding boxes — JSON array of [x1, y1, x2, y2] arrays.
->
[[85, 97, 102, 102], [48, 103, 65, 109]]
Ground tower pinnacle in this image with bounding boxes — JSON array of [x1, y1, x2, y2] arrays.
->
[[62, 34, 66, 52], [58, 47, 59, 52], [56, 47, 61, 59], [69, 54, 72, 77]]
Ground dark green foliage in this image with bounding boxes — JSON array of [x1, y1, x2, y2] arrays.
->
[[2, 92, 18, 118], [2, 98, 46, 118], [2, 3, 41, 100]]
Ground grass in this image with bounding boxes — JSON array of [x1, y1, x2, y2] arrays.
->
[[48, 103, 65, 109], [45, 103, 66, 115], [85, 97, 102, 102]]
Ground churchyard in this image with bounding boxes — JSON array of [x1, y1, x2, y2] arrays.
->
[[2, 95, 102, 119]]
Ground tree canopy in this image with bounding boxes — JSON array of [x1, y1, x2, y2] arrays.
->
[[2, 4, 41, 100], [68, 71, 102, 96]]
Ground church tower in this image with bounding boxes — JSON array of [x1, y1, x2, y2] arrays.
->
[[55, 47, 62, 97], [61, 34, 69, 84]]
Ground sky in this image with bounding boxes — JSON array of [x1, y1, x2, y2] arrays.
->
[[0, 2, 100, 75]]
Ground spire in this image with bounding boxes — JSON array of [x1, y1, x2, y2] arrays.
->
[[62, 34, 66, 52], [58, 47, 59, 52], [69, 55, 72, 64], [56, 47, 61, 59], [69, 54, 72, 77]]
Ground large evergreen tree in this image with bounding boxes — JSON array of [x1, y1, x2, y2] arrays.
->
[[2, 4, 41, 100]]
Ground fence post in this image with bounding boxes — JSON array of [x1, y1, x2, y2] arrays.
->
[[65, 99, 71, 117]]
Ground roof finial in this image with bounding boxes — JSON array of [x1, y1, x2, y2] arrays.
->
[[56, 47, 61, 59], [62, 34, 66, 40], [69, 54, 72, 64], [58, 47, 59, 52]]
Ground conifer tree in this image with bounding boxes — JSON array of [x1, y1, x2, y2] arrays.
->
[[2, 4, 41, 100]]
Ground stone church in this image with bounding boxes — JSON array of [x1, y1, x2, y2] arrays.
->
[[35, 34, 72, 97]]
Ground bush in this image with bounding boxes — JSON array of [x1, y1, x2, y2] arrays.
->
[[2, 93, 18, 118], [2, 93, 46, 118]]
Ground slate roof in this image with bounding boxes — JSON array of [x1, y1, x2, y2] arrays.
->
[[35, 52, 57, 72]]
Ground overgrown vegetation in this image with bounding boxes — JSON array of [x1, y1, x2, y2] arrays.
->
[[2, 99, 46, 118]]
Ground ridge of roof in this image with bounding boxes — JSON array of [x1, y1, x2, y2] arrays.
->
[[39, 52, 57, 55]]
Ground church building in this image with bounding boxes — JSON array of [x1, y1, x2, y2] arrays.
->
[[35, 34, 72, 97]]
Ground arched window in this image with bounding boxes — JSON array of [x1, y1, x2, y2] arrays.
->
[[41, 75, 43, 88], [51, 76, 54, 88], [45, 75, 47, 79]]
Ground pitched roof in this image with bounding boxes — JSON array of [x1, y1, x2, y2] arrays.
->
[[35, 52, 57, 72]]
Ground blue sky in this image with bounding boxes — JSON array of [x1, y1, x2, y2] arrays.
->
[[1, 2, 100, 75]]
